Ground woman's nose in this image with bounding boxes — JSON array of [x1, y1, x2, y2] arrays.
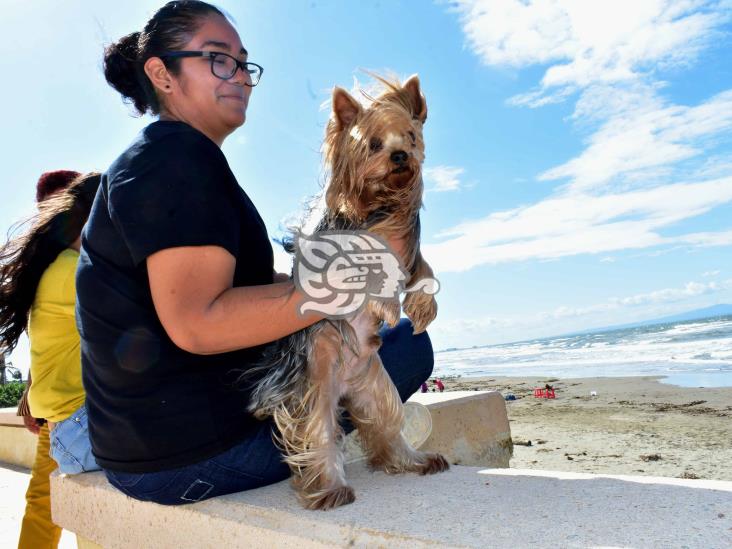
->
[[230, 65, 251, 87]]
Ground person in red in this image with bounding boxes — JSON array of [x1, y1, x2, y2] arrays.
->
[[434, 378, 445, 392]]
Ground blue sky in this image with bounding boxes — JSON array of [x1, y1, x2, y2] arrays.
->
[[2, 1, 732, 374]]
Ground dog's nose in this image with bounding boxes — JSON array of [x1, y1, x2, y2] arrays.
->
[[390, 150, 408, 165]]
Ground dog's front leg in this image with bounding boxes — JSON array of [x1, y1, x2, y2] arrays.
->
[[402, 250, 438, 333], [367, 298, 401, 328]]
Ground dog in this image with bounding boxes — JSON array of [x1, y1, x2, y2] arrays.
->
[[244, 75, 448, 510]]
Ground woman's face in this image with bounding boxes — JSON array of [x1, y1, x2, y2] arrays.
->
[[166, 16, 254, 141]]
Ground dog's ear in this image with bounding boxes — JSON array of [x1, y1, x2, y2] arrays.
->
[[403, 75, 427, 124], [332, 87, 362, 130]]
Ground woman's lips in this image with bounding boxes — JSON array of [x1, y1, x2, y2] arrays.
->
[[221, 95, 246, 104]]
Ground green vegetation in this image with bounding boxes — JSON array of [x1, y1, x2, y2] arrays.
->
[[0, 382, 25, 408]]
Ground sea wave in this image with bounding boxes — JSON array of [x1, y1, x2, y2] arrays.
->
[[434, 315, 732, 387]]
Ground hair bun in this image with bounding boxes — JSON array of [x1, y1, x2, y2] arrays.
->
[[103, 31, 149, 115]]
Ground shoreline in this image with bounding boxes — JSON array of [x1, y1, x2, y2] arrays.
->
[[443, 375, 732, 480]]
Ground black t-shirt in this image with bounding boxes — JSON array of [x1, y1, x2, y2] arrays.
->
[[77, 120, 274, 473]]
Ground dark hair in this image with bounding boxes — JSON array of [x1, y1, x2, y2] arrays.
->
[[36, 170, 81, 203], [0, 173, 101, 354], [104, 0, 225, 115]]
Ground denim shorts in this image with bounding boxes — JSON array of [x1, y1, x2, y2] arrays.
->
[[49, 404, 101, 474]]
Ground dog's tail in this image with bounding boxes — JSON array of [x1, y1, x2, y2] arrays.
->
[[236, 318, 360, 419], [235, 328, 313, 418]]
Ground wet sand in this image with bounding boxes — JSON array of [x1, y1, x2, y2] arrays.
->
[[443, 375, 732, 480]]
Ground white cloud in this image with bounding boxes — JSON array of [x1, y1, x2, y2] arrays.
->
[[435, 316, 509, 337], [437, 0, 732, 275], [540, 88, 732, 193], [613, 279, 728, 306], [453, 0, 730, 106], [423, 177, 732, 272], [424, 165, 466, 192], [702, 270, 721, 277], [273, 245, 293, 275], [676, 229, 732, 247], [435, 277, 731, 342]]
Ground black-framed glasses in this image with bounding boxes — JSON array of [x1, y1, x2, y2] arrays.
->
[[160, 51, 263, 86]]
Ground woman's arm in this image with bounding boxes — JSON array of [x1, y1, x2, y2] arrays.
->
[[148, 245, 321, 355]]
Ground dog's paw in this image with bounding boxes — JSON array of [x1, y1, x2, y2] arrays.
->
[[415, 452, 450, 475], [368, 299, 401, 327], [303, 485, 356, 511], [403, 292, 437, 334]]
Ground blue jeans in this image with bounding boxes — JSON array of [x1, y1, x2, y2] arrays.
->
[[49, 404, 101, 474], [105, 318, 433, 505]]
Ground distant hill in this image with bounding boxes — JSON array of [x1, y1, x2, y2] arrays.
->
[[582, 304, 732, 334], [437, 304, 732, 353]]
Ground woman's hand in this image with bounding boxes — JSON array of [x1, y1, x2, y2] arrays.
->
[[22, 415, 40, 435]]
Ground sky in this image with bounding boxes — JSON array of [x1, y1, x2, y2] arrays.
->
[[1, 0, 732, 375]]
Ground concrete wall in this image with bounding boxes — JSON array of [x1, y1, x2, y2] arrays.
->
[[0, 408, 36, 469], [410, 391, 512, 466]]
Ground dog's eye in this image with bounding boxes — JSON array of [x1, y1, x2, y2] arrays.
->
[[408, 131, 416, 144], [369, 138, 383, 152]]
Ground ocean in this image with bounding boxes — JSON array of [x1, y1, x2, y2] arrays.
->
[[434, 315, 732, 388]]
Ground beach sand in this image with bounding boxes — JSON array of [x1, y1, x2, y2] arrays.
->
[[443, 376, 732, 480]]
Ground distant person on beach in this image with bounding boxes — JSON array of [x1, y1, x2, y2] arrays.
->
[[434, 378, 445, 392], [77, 0, 434, 506], [1, 170, 101, 549], [420, 382, 429, 393]]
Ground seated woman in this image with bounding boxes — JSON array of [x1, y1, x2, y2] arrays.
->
[[77, 0, 434, 505]]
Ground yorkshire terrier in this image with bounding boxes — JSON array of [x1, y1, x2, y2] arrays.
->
[[244, 75, 448, 510]]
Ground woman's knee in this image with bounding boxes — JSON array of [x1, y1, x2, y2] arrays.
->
[[397, 318, 434, 380], [379, 318, 435, 397]]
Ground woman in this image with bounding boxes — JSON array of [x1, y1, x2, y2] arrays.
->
[[1, 171, 101, 549], [78, 0, 434, 505]]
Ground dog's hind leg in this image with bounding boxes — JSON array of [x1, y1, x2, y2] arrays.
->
[[343, 352, 449, 476], [280, 326, 355, 510]]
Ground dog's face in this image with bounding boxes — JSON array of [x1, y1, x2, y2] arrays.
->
[[324, 75, 428, 219]]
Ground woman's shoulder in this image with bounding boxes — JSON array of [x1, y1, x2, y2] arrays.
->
[[36, 249, 79, 304], [106, 121, 232, 194], [110, 121, 226, 176], [141, 120, 220, 152], [47, 249, 80, 275]]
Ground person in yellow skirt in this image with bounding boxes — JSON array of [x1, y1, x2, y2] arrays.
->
[[1, 171, 101, 548]]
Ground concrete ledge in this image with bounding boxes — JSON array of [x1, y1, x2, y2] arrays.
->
[[0, 408, 35, 469], [408, 391, 512, 467], [0, 390, 510, 475], [51, 465, 732, 548], [0, 407, 24, 427]]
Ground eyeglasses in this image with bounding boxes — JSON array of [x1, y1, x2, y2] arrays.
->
[[159, 51, 263, 86]]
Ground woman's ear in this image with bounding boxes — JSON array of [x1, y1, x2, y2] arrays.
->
[[144, 57, 175, 97]]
